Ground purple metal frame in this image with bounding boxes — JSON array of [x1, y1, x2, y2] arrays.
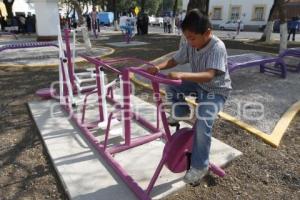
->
[[280, 47, 300, 72], [0, 41, 58, 53], [228, 53, 287, 78], [79, 54, 156, 126], [64, 29, 76, 91], [60, 55, 225, 199], [228, 48, 300, 78]]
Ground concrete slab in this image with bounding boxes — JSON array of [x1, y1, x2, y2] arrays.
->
[[90, 36, 110, 41], [106, 41, 149, 47], [28, 94, 242, 199]]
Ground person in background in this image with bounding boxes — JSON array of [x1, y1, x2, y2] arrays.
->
[[163, 14, 168, 33], [85, 14, 91, 31], [166, 15, 171, 33], [18, 15, 26, 34], [288, 16, 299, 41], [90, 6, 98, 36], [25, 13, 33, 34]]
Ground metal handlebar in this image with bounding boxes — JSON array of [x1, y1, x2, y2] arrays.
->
[[128, 67, 182, 86]]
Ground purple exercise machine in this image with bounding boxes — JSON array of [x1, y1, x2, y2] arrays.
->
[[42, 52, 226, 199]]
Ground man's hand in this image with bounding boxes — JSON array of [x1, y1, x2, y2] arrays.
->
[[146, 66, 160, 75], [168, 72, 183, 80]]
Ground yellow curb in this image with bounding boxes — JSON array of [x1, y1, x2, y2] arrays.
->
[[0, 47, 115, 68], [130, 54, 300, 148]]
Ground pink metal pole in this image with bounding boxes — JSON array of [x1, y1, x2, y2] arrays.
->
[[103, 111, 118, 150], [122, 69, 132, 145], [64, 29, 75, 91], [209, 163, 225, 177], [81, 90, 98, 124], [108, 131, 163, 154], [66, 108, 150, 200], [95, 65, 105, 122], [61, 58, 71, 110], [146, 155, 167, 194], [151, 82, 172, 142], [107, 97, 160, 134]]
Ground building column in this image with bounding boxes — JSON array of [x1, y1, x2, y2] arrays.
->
[[32, 0, 59, 41]]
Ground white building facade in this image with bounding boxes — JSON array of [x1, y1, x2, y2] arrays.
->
[[181, 0, 274, 31]]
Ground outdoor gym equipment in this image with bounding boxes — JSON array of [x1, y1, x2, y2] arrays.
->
[[225, 47, 300, 78], [59, 28, 97, 94], [34, 26, 226, 198], [51, 53, 225, 199], [36, 27, 97, 105]]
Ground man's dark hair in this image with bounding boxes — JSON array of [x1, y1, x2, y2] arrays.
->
[[181, 9, 212, 34]]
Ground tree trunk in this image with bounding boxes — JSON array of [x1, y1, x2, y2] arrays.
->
[[265, 21, 275, 42], [260, 0, 277, 42], [112, 0, 118, 31], [141, 0, 146, 13], [70, 0, 92, 51], [66, 1, 71, 17], [70, 0, 84, 25], [172, 0, 178, 33], [3, 0, 14, 20], [187, 0, 209, 16], [278, 0, 287, 52]]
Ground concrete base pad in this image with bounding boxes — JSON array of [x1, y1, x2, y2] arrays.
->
[[106, 41, 148, 47], [28, 96, 242, 200]]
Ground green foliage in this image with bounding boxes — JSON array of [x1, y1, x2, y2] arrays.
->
[[116, 0, 137, 14], [144, 0, 162, 15], [59, 0, 183, 17]]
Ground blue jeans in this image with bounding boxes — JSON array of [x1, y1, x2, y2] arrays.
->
[[165, 81, 226, 170], [120, 25, 133, 37]]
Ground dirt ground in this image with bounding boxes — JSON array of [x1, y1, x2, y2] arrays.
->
[[0, 33, 299, 200]]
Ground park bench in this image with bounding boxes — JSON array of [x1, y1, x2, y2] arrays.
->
[[228, 53, 287, 78], [280, 47, 300, 72], [228, 48, 300, 78]]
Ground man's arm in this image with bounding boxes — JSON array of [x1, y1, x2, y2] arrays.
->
[[146, 58, 178, 74], [168, 69, 216, 83], [156, 58, 178, 71]]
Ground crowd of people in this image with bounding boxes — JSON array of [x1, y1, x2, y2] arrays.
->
[[60, 9, 151, 36], [0, 13, 36, 34]]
